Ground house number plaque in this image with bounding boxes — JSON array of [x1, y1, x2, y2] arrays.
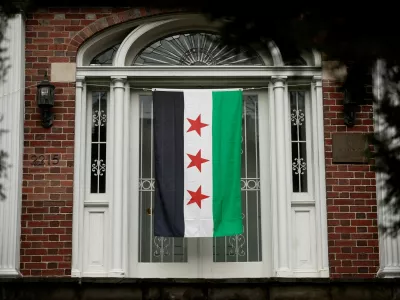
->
[[332, 133, 368, 163]]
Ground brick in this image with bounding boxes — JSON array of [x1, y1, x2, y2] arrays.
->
[[352, 247, 374, 253], [24, 263, 47, 269], [351, 220, 373, 226], [333, 185, 354, 192], [335, 227, 357, 233]]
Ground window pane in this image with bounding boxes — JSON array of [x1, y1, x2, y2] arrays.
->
[[138, 95, 188, 263], [133, 32, 264, 66], [90, 43, 121, 65], [213, 95, 262, 262], [290, 91, 308, 193], [90, 92, 107, 194]]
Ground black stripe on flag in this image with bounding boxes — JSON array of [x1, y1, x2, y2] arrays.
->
[[153, 91, 185, 237]]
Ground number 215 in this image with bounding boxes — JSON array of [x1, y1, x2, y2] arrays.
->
[[31, 154, 60, 166]]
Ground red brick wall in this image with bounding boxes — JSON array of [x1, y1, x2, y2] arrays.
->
[[323, 80, 379, 278], [23, 8, 379, 277], [22, 7, 158, 277]]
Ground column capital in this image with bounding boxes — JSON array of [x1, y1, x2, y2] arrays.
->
[[271, 76, 287, 88], [313, 76, 323, 88], [112, 76, 127, 88], [75, 76, 85, 88]]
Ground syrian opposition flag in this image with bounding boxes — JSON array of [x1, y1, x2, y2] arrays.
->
[[153, 89, 243, 237]]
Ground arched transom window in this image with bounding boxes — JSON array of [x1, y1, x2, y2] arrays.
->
[[132, 32, 264, 66], [74, 14, 328, 280]]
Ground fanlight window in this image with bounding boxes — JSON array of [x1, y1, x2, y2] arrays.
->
[[90, 43, 121, 65], [133, 32, 264, 66]]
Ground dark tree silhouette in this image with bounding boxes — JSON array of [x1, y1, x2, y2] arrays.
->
[[370, 60, 400, 235]]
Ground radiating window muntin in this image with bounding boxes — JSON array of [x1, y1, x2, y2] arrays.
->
[[90, 43, 121, 66], [133, 32, 265, 66]]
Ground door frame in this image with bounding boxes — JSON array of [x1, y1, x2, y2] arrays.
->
[[127, 87, 272, 278]]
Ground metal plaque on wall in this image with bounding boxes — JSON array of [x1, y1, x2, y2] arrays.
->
[[332, 133, 368, 163]]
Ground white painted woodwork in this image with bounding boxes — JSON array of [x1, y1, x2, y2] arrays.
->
[[77, 66, 321, 79], [122, 81, 130, 276], [271, 76, 292, 277], [83, 207, 108, 276], [378, 230, 400, 277], [109, 77, 127, 277], [72, 76, 86, 277], [0, 14, 25, 277], [291, 206, 317, 273], [72, 13, 328, 278], [374, 60, 400, 278], [312, 77, 330, 277]]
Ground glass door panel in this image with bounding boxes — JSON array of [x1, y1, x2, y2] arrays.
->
[[138, 95, 188, 263], [213, 95, 262, 263]]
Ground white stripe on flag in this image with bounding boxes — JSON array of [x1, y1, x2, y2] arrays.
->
[[183, 90, 213, 237]]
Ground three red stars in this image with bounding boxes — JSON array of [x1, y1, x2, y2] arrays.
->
[[187, 150, 209, 172], [187, 186, 209, 208], [187, 114, 208, 136], [186, 114, 210, 209]]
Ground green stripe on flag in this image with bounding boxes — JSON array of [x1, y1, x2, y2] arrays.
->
[[212, 90, 243, 237]]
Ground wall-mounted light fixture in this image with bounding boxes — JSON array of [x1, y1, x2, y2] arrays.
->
[[36, 72, 55, 128], [343, 88, 357, 127], [341, 63, 366, 127]]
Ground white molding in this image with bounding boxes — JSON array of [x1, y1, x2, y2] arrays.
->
[[77, 66, 322, 78], [268, 41, 284, 66], [378, 266, 400, 278], [84, 202, 109, 207], [291, 201, 316, 206], [373, 60, 400, 278], [0, 14, 25, 278], [115, 19, 179, 67], [312, 76, 329, 277], [122, 80, 130, 278], [72, 76, 86, 277], [259, 86, 274, 278], [312, 50, 322, 67], [128, 91, 140, 277], [77, 22, 137, 67], [271, 76, 293, 276], [109, 76, 127, 277], [0, 269, 21, 277]]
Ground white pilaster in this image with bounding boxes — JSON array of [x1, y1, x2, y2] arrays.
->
[[122, 80, 130, 275], [109, 76, 127, 277], [0, 14, 25, 277], [374, 59, 400, 278], [271, 76, 292, 276], [312, 76, 329, 277], [71, 76, 86, 277], [378, 230, 400, 277]]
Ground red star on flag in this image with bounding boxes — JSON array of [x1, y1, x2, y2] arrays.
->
[[187, 114, 208, 136], [187, 150, 209, 172], [187, 186, 209, 208]]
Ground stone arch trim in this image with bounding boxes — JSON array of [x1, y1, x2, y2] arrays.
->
[[66, 7, 188, 55]]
